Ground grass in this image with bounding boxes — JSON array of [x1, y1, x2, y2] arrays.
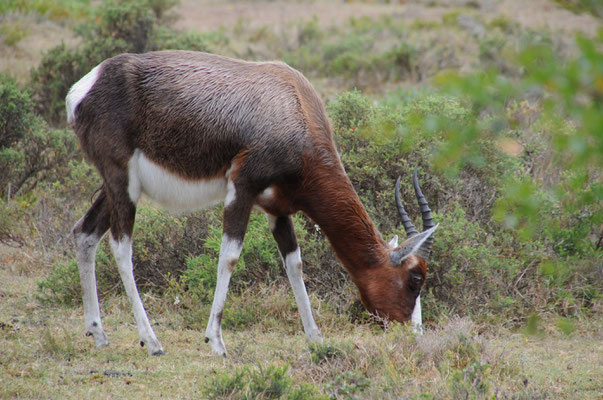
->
[[1, 243, 601, 399], [0, 0, 91, 21], [0, 0, 601, 398], [0, 19, 29, 47]]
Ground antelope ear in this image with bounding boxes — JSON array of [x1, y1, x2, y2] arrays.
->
[[390, 224, 439, 266], [388, 235, 399, 248]]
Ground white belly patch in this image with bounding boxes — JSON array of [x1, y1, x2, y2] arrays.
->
[[127, 149, 228, 213]]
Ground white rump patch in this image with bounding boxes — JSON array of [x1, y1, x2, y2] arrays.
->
[[128, 149, 228, 213], [66, 64, 102, 124]]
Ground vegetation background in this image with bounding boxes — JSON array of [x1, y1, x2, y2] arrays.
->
[[0, 0, 601, 398]]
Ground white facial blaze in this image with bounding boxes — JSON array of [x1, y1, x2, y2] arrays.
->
[[411, 294, 423, 335]]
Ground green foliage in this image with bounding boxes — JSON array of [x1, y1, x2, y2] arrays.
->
[[327, 89, 373, 134], [83, 0, 156, 53], [181, 211, 280, 302], [448, 361, 492, 399], [0, 73, 81, 201], [152, 27, 229, 52], [0, 73, 35, 149], [553, 0, 603, 18], [0, 20, 29, 47], [37, 259, 81, 306], [435, 33, 602, 239], [324, 370, 370, 400], [326, 83, 599, 322], [201, 363, 325, 400], [282, 16, 415, 87], [0, 0, 91, 20], [308, 342, 345, 364], [180, 254, 217, 303], [37, 247, 114, 306]]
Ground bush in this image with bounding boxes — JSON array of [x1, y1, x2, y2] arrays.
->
[[0, 73, 35, 150], [325, 370, 370, 400], [201, 363, 326, 400], [0, 73, 81, 202], [282, 15, 416, 88]]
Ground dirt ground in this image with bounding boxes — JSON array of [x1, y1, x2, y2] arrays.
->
[[173, 0, 600, 35]]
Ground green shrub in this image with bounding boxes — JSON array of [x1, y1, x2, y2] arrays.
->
[[282, 15, 415, 87], [0, 0, 91, 20], [37, 247, 114, 306], [0, 73, 35, 149], [201, 363, 325, 400], [324, 370, 370, 400], [37, 259, 81, 306], [0, 20, 29, 47], [448, 361, 492, 399], [553, 0, 603, 17], [308, 342, 345, 364], [327, 89, 373, 134], [1, 73, 81, 200]]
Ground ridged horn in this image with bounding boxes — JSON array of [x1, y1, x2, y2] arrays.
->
[[412, 169, 435, 260], [395, 176, 418, 237]]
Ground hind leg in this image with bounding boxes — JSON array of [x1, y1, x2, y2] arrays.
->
[[104, 169, 164, 355], [266, 214, 322, 343], [73, 190, 111, 348]]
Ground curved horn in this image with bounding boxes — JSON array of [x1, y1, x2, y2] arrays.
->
[[395, 176, 418, 237], [412, 169, 435, 260]]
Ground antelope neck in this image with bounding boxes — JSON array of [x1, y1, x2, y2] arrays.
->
[[299, 165, 388, 276]]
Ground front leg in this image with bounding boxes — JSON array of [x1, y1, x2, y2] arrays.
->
[[204, 179, 252, 356]]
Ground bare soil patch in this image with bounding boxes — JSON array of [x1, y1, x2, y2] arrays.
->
[[173, 0, 600, 36]]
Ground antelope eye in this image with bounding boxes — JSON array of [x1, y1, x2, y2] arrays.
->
[[410, 271, 423, 287]]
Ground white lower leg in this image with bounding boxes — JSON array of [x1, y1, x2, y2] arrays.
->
[[411, 294, 423, 334], [110, 236, 164, 355], [284, 248, 322, 343], [205, 234, 241, 356], [74, 230, 109, 347]]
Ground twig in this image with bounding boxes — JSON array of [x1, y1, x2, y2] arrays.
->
[[513, 260, 536, 290], [32, 221, 47, 257]]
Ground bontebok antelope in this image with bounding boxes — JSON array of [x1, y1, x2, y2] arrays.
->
[[67, 51, 438, 356]]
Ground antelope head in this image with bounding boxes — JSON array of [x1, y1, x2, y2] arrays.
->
[[356, 169, 438, 325]]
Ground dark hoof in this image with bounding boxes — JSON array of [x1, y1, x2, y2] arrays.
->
[[140, 341, 145, 347], [152, 350, 165, 356], [204, 337, 209, 343]]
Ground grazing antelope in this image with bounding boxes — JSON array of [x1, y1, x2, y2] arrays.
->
[[67, 51, 438, 356]]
